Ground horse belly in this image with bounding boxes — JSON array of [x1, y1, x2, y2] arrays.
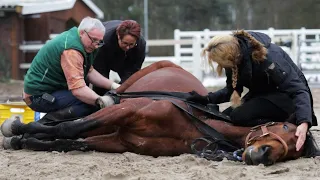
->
[[119, 132, 192, 156], [131, 100, 203, 139]]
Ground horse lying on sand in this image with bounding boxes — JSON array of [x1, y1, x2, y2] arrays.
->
[[1, 60, 319, 166]]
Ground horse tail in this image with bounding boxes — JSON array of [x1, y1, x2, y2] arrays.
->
[[116, 60, 183, 93]]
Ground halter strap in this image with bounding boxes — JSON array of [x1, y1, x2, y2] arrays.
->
[[245, 122, 288, 158]]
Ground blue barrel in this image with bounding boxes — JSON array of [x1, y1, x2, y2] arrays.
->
[[34, 111, 41, 121]]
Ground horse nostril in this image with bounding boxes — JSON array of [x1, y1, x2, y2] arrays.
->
[[244, 145, 273, 165], [260, 145, 271, 154]]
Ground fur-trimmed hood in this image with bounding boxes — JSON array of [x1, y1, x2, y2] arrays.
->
[[233, 30, 271, 48], [247, 31, 271, 48], [233, 30, 269, 63], [229, 31, 271, 98]]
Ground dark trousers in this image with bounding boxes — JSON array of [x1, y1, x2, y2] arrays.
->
[[27, 90, 98, 118], [223, 97, 293, 126]]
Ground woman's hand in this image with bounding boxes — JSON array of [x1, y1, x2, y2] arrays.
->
[[186, 91, 209, 105], [295, 122, 308, 151]]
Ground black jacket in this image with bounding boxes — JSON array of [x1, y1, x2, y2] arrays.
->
[[208, 31, 317, 127], [93, 20, 146, 84]]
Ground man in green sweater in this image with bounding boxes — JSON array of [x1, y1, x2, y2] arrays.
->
[[23, 17, 120, 125]]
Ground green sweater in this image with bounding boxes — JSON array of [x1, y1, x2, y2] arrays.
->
[[24, 27, 97, 95]]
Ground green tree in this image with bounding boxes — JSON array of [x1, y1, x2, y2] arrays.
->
[[228, 0, 320, 29], [93, 0, 144, 22], [91, 0, 320, 56]]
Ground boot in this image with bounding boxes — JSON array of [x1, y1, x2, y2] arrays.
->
[[37, 106, 79, 126]]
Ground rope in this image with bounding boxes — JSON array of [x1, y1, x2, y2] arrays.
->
[[191, 137, 243, 162]]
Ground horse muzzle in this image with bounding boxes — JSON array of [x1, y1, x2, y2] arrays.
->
[[243, 145, 275, 166]]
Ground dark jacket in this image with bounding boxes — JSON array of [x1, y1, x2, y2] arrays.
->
[[208, 31, 317, 127], [93, 20, 146, 94]]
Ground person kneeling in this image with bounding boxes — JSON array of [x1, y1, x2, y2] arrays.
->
[[23, 17, 120, 125]]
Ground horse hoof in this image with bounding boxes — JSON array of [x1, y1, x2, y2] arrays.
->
[[1, 116, 21, 137], [2, 137, 13, 149], [2, 136, 22, 150]]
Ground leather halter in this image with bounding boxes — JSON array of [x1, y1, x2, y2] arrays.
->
[[245, 122, 289, 158]]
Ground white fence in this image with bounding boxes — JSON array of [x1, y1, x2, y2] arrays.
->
[[144, 28, 320, 86], [19, 28, 320, 86]]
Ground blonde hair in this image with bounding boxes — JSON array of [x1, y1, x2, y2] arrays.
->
[[201, 30, 267, 108]]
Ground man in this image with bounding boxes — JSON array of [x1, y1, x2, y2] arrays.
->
[[23, 17, 118, 125], [93, 20, 146, 96]]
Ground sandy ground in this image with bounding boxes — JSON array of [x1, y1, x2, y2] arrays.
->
[[1, 81, 320, 180]]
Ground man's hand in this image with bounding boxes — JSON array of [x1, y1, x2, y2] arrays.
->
[[295, 122, 308, 151], [111, 82, 120, 90], [95, 96, 115, 109]]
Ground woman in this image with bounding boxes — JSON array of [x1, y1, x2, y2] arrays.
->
[[93, 20, 146, 96], [187, 30, 317, 151]]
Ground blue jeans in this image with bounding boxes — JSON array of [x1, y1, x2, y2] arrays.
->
[[28, 90, 98, 118]]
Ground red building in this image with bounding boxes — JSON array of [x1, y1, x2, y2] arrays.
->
[[0, 0, 104, 80]]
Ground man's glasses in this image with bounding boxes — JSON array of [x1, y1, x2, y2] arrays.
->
[[84, 30, 104, 48], [120, 39, 137, 48]]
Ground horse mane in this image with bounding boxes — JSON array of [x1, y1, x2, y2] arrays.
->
[[303, 130, 320, 157]]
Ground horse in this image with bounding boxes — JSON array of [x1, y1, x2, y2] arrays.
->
[[1, 60, 319, 166]]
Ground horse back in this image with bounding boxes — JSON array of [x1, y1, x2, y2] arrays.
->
[[117, 60, 208, 95], [127, 67, 207, 94]]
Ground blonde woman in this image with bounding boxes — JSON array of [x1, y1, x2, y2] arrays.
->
[[187, 30, 317, 152]]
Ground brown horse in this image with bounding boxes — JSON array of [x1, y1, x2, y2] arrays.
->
[[1, 60, 319, 165]]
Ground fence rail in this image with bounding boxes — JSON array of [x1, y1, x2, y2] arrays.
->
[[19, 28, 320, 86]]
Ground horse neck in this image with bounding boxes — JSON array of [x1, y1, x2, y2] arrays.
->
[[205, 120, 251, 147]]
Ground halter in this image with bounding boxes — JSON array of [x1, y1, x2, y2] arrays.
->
[[245, 122, 288, 158]]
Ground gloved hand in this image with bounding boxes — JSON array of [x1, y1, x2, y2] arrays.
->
[[95, 95, 115, 109], [186, 91, 209, 105], [111, 82, 120, 90], [104, 90, 121, 104]]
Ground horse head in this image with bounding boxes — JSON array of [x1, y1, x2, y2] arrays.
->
[[242, 122, 319, 165]]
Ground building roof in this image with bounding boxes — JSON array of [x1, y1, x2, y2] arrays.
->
[[0, 0, 104, 19]]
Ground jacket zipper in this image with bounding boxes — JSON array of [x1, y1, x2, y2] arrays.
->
[[265, 70, 270, 84]]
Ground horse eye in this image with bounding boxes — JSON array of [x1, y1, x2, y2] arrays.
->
[[283, 124, 289, 131]]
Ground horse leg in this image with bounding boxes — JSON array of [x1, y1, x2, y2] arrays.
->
[[4, 133, 128, 153], [9, 124, 119, 142], [80, 126, 118, 137], [4, 134, 191, 155], [1, 118, 100, 139], [1, 101, 145, 139]]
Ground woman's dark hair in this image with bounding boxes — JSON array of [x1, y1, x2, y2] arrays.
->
[[116, 20, 141, 40]]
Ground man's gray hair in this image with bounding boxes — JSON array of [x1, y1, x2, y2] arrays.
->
[[78, 16, 105, 34]]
